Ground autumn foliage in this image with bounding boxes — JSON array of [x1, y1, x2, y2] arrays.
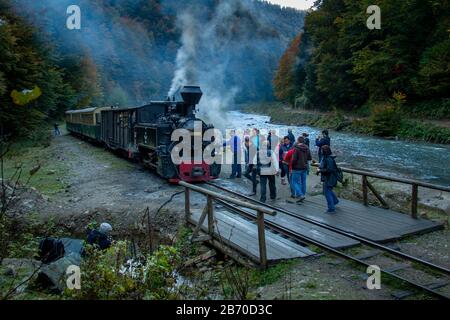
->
[[273, 33, 302, 105], [274, 0, 450, 116]]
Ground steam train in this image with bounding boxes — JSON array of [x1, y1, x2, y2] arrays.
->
[[65, 86, 221, 183]]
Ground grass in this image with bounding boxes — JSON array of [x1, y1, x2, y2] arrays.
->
[[303, 279, 318, 289], [2, 133, 68, 196], [249, 260, 297, 287]]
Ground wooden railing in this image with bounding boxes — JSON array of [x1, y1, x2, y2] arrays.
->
[[179, 181, 276, 269], [312, 162, 450, 219]]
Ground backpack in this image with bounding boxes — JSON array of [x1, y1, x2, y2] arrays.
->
[[332, 158, 344, 183], [38, 237, 65, 264]]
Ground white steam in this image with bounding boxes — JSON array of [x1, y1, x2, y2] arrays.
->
[[168, 0, 258, 129]]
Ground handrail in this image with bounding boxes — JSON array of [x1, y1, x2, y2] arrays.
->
[[311, 162, 449, 218], [311, 162, 450, 192], [180, 181, 275, 269], [179, 181, 276, 216]]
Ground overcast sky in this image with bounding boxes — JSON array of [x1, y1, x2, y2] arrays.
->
[[267, 0, 314, 10]]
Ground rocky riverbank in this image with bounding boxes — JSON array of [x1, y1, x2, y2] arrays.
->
[[242, 103, 450, 144]]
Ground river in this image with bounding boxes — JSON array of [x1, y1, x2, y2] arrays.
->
[[221, 111, 450, 186]]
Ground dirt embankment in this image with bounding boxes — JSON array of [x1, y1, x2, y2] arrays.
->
[[5, 133, 187, 237]]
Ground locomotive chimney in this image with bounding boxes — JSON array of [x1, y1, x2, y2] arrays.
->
[[180, 86, 202, 117], [181, 86, 202, 105]]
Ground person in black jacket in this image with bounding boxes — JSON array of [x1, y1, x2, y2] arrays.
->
[[87, 223, 113, 250], [302, 133, 310, 148], [54, 123, 61, 136], [317, 145, 339, 213], [287, 129, 296, 145], [315, 130, 331, 163]]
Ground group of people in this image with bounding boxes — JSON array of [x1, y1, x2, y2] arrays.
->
[[224, 128, 340, 214]]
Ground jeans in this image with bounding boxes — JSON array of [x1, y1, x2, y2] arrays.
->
[[244, 165, 258, 193], [291, 170, 308, 197], [289, 174, 295, 196], [231, 152, 242, 178], [281, 163, 290, 181], [260, 175, 276, 202], [324, 185, 339, 211]]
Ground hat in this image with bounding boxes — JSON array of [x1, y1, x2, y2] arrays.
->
[[99, 223, 113, 235]]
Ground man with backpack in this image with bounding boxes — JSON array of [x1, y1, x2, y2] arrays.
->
[[317, 145, 342, 213], [290, 137, 312, 203]]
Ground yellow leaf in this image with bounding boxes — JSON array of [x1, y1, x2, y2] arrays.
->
[[10, 86, 42, 106]]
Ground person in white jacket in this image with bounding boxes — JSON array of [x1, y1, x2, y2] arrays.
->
[[253, 140, 279, 203]]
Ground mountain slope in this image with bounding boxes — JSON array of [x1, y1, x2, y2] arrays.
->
[[8, 0, 305, 107]]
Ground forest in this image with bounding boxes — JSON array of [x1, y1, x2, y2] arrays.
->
[[274, 0, 450, 125], [0, 0, 305, 139]]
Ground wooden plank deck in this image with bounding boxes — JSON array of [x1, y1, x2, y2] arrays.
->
[[282, 196, 443, 243], [206, 180, 443, 248], [188, 209, 316, 263], [224, 205, 360, 249]]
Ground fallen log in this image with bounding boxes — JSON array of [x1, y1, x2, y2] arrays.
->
[[183, 250, 216, 268]]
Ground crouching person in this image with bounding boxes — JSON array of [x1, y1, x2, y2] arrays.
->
[[317, 145, 339, 213], [87, 222, 113, 250], [257, 140, 279, 203]]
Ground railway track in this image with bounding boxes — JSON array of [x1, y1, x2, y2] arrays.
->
[[205, 181, 450, 300]]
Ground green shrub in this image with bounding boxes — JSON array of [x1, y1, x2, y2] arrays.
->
[[397, 120, 450, 144], [369, 105, 401, 137], [65, 243, 181, 300], [403, 99, 450, 119]]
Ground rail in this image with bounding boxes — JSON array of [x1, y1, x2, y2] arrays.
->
[[179, 181, 276, 269], [311, 162, 450, 218]]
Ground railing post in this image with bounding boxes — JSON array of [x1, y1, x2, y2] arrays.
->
[[362, 175, 368, 206], [184, 187, 190, 220], [257, 210, 268, 269], [207, 195, 214, 235], [411, 184, 418, 219]]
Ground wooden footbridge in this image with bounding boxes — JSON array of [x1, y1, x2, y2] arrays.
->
[[181, 167, 450, 299], [181, 166, 449, 270]]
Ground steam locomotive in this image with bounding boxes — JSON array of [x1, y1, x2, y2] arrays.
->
[[65, 86, 221, 183]]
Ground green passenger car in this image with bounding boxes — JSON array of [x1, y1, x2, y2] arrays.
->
[[65, 107, 108, 141]]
